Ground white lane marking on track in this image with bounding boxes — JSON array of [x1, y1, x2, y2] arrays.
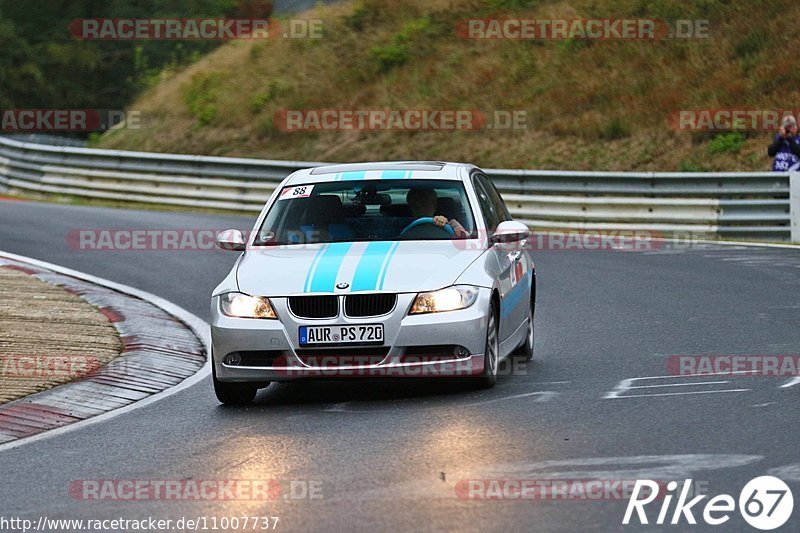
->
[[604, 372, 753, 399], [345, 454, 764, 501], [768, 463, 800, 482], [0, 250, 210, 454], [612, 389, 749, 399], [627, 380, 732, 389], [461, 391, 558, 406], [781, 377, 800, 388], [480, 454, 764, 480], [322, 391, 559, 413], [324, 402, 353, 412]]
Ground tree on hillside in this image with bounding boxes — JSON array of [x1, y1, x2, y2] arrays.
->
[[0, 0, 272, 112]]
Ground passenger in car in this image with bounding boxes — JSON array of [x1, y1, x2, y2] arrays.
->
[[298, 195, 354, 242]]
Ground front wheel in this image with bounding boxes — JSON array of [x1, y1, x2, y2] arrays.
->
[[476, 302, 499, 389], [212, 363, 263, 405]]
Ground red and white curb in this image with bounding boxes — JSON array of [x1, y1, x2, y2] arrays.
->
[[0, 251, 210, 452]]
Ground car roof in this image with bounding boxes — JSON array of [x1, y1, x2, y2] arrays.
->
[[284, 161, 475, 185]]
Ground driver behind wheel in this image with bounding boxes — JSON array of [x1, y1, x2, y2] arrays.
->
[[406, 188, 469, 238]]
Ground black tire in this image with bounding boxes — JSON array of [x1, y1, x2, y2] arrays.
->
[[212, 363, 262, 405], [476, 301, 500, 389], [513, 300, 534, 362]]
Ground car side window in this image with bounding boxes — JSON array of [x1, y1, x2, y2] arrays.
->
[[471, 175, 501, 233], [478, 174, 512, 223]]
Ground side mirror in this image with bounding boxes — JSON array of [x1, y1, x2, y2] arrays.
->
[[489, 220, 530, 245], [215, 229, 247, 251]]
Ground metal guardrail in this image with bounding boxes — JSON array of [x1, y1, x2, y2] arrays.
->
[[1, 133, 87, 147], [0, 135, 797, 242]]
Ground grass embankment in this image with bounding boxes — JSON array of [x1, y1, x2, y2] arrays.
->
[[98, 0, 799, 171]]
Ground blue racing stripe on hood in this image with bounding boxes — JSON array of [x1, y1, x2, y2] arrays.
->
[[350, 241, 394, 291], [309, 242, 353, 292], [376, 241, 400, 290], [303, 244, 329, 292]]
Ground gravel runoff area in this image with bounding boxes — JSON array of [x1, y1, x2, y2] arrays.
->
[[0, 255, 206, 444], [0, 266, 122, 404]]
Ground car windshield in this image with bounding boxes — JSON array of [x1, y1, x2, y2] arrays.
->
[[253, 179, 477, 245]]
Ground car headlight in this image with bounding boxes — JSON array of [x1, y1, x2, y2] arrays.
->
[[409, 286, 479, 314], [220, 292, 277, 319]]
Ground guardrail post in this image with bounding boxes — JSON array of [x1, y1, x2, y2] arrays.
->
[[792, 171, 800, 243]]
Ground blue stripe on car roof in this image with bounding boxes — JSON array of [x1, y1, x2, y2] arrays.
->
[[338, 170, 367, 181]]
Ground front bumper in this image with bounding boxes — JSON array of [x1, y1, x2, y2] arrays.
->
[[211, 289, 491, 382]]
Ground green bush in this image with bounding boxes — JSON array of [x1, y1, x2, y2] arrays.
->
[[345, 1, 381, 32], [370, 17, 431, 72], [733, 29, 767, 58], [249, 79, 291, 113], [370, 43, 409, 72], [485, 0, 539, 8], [558, 38, 592, 53], [182, 72, 223, 127], [708, 132, 745, 154], [601, 117, 630, 140], [85, 132, 103, 147], [256, 113, 279, 138], [678, 160, 704, 172]]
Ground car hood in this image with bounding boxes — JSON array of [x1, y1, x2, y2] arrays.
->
[[237, 240, 484, 296]]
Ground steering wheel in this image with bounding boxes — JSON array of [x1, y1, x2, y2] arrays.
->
[[400, 217, 455, 237]]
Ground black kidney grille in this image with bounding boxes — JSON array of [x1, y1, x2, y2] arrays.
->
[[345, 294, 396, 317], [289, 295, 339, 319]]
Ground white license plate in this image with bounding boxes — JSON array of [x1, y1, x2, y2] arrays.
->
[[299, 324, 384, 346]]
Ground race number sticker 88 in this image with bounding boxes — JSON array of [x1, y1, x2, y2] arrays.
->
[[280, 185, 314, 199]]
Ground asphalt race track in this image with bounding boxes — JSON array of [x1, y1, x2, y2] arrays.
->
[[1, 199, 799, 531]]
